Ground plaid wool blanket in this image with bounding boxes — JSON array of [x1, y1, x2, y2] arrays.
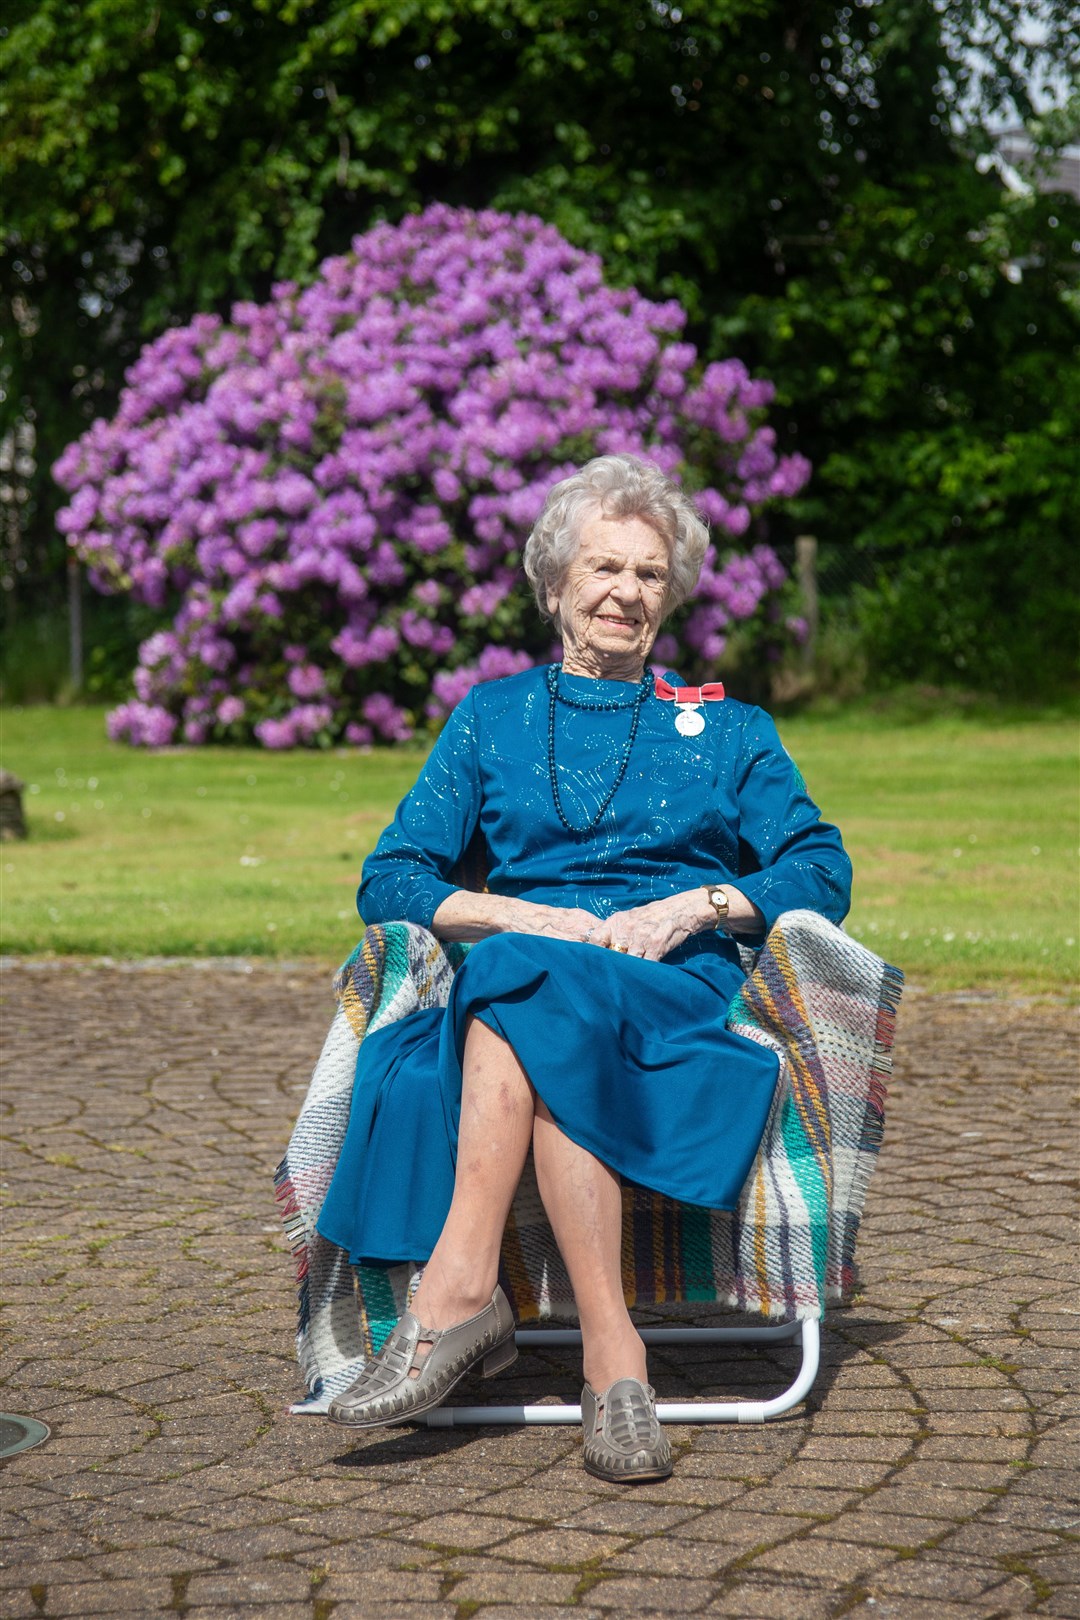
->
[[275, 911, 902, 1412]]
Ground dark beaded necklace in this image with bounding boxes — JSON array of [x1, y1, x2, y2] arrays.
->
[[545, 663, 653, 836]]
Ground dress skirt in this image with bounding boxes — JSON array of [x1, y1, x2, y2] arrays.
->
[[316, 934, 781, 1267]]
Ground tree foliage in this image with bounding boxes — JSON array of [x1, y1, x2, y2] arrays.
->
[[3, 0, 1078, 691]]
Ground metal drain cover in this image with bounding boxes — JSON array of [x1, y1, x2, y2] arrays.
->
[[0, 1414, 50, 1458]]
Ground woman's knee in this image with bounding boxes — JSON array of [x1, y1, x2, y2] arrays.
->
[[462, 1016, 535, 1106]]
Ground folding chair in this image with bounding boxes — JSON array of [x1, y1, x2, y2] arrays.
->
[[276, 913, 900, 1425]]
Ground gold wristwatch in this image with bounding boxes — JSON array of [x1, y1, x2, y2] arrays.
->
[[704, 884, 730, 930]]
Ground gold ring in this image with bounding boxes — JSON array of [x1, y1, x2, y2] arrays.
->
[[614, 941, 629, 953]]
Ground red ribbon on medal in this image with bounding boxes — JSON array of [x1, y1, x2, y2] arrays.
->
[[654, 677, 726, 704]]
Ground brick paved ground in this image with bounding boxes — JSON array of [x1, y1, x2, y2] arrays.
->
[[1, 963, 1077, 1619]]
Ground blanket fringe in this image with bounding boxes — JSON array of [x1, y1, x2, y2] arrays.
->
[[273, 1161, 314, 1352], [830, 958, 904, 1302]]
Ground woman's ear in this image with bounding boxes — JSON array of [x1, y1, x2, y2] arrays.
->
[[546, 587, 561, 621]]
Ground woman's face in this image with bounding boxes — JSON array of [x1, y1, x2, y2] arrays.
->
[[549, 512, 670, 679]]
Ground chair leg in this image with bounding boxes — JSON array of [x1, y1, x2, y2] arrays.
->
[[423, 1319, 820, 1427]]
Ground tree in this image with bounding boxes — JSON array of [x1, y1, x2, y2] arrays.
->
[[4, 0, 1078, 690]]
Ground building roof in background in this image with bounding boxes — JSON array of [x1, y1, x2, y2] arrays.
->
[[991, 129, 1080, 199]]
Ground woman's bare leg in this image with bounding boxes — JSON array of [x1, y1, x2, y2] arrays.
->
[[405, 1021, 644, 1390], [532, 1101, 647, 1391], [409, 1017, 534, 1331]]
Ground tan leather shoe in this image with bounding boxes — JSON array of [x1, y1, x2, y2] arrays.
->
[[581, 1377, 673, 1482], [327, 1285, 517, 1429]]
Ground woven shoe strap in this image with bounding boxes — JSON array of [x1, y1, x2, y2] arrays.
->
[[602, 1383, 660, 1451], [357, 1319, 427, 1395]]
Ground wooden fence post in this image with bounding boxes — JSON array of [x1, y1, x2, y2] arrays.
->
[[795, 535, 818, 673], [68, 556, 83, 694]]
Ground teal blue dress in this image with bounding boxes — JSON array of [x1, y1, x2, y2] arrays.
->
[[318, 666, 851, 1265]]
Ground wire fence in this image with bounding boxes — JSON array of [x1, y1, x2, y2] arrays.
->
[[774, 536, 883, 605]]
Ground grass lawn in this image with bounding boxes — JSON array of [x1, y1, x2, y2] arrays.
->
[[2, 703, 1076, 995]]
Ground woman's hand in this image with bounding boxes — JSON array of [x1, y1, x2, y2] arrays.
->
[[513, 902, 605, 944], [588, 891, 715, 961], [590, 886, 764, 961]]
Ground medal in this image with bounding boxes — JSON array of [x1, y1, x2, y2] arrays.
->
[[675, 706, 705, 736], [654, 676, 726, 736]]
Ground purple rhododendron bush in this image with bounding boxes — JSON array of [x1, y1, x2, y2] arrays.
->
[[54, 205, 810, 748]]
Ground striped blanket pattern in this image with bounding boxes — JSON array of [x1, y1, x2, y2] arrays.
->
[[274, 910, 902, 1412]]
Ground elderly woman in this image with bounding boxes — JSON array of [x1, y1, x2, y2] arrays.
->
[[318, 453, 851, 1482]]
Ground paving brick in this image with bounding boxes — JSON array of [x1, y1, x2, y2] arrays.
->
[[383, 1508, 525, 1550], [797, 1436, 913, 1463], [494, 1525, 635, 1564], [559, 1498, 702, 1534], [916, 1434, 1030, 1463], [319, 1568, 446, 1602], [1008, 1464, 1079, 1499], [827, 1511, 953, 1549], [0, 1595, 41, 1620], [446, 1569, 582, 1603], [604, 1538, 738, 1577], [778, 1459, 894, 1489], [746, 1536, 885, 1580], [870, 1553, 1027, 1599], [473, 1485, 595, 1521], [865, 1484, 1001, 1518], [842, 1602, 1008, 1620], [1028, 1555, 1080, 1585], [181, 1565, 315, 1605], [460, 1609, 603, 1620], [680, 1508, 803, 1547], [938, 1519, 1066, 1557], [24, 1578, 175, 1613], [705, 1581, 839, 1618], [586, 1573, 718, 1608], [314, 1608, 464, 1620], [1034, 1587, 1080, 1619], [717, 1484, 865, 1518], [182, 1606, 312, 1620]]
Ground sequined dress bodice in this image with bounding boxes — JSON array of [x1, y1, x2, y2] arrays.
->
[[358, 666, 851, 958]]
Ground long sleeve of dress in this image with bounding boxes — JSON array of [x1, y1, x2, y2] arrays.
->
[[731, 709, 852, 933], [357, 692, 481, 928]]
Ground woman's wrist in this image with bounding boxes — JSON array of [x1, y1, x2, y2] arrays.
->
[[721, 885, 765, 936], [694, 883, 764, 936], [432, 890, 509, 940], [692, 887, 723, 933]]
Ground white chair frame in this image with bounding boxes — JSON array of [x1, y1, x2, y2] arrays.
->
[[424, 1317, 819, 1427]]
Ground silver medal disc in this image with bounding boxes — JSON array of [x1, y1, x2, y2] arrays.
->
[[675, 708, 705, 736]]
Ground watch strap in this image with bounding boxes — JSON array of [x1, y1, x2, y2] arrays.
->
[[704, 884, 730, 928]]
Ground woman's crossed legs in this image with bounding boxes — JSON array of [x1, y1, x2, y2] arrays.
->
[[409, 1016, 648, 1392]]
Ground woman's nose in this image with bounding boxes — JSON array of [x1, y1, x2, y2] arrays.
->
[[611, 566, 641, 602]]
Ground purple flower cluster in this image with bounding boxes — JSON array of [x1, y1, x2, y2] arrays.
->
[[686, 545, 791, 662], [54, 205, 809, 748]]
